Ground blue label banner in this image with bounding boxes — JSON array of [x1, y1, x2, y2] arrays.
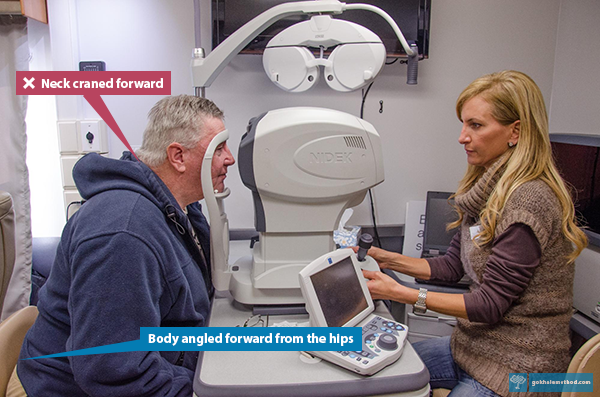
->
[[529, 373, 593, 393], [23, 327, 362, 360]]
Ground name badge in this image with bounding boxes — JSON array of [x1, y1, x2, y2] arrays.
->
[[470, 225, 481, 241]]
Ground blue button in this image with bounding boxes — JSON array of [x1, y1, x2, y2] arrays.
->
[[349, 354, 356, 359], [396, 325, 404, 330], [387, 322, 394, 327], [380, 327, 387, 331]]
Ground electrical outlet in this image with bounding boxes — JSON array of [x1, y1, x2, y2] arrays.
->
[[78, 120, 108, 153]]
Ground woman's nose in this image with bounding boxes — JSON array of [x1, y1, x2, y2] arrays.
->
[[458, 126, 470, 144]]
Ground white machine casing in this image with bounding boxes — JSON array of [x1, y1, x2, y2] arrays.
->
[[299, 248, 408, 375], [263, 15, 386, 92], [232, 107, 384, 304]]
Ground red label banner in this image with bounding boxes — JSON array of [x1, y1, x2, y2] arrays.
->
[[16, 71, 171, 95]]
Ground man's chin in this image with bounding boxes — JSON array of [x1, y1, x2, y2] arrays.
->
[[212, 183, 225, 194]]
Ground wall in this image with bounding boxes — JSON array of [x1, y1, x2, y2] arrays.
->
[[42, 0, 564, 233], [26, 19, 63, 237], [549, 0, 600, 136]]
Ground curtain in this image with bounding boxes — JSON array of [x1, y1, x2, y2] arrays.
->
[[0, 15, 31, 320]]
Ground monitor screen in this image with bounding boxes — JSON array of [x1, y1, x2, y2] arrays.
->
[[551, 135, 600, 247], [423, 192, 457, 250], [309, 256, 369, 327]]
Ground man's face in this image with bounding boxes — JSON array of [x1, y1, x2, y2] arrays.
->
[[188, 117, 235, 201]]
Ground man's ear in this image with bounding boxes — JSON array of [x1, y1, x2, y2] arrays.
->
[[510, 120, 521, 144], [166, 143, 186, 173]]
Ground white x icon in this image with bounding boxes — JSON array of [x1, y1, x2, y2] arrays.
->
[[23, 77, 35, 89]]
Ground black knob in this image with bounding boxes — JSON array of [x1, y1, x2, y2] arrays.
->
[[377, 334, 398, 351], [357, 233, 373, 262], [86, 131, 94, 144]]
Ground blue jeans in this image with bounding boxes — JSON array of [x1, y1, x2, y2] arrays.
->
[[413, 336, 501, 397]]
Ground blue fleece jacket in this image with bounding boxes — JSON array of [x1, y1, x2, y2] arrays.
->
[[18, 152, 213, 396]]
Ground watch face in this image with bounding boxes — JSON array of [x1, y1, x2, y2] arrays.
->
[[413, 305, 426, 314]]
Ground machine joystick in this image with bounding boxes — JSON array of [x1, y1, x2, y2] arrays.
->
[[377, 334, 398, 351], [357, 233, 373, 262]]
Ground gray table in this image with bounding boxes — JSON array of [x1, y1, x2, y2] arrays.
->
[[193, 294, 430, 397]]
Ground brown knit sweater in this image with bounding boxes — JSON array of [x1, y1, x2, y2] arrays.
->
[[451, 162, 574, 397]]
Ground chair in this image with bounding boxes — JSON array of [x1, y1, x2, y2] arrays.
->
[[562, 332, 600, 397], [0, 305, 38, 396], [0, 191, 16, 314], [431, 332, 600, 397]]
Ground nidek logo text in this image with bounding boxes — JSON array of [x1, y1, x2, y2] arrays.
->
[[310, 152, 353, 164]]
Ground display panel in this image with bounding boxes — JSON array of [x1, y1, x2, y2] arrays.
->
[[310, 256, 369, 327], [212, 0, 430, 58], [551, 134, 600, 247]]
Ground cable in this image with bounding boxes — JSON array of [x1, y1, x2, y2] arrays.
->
[[360, 81, 374, 118], [359, 81, 382, 248], [368, 189, 383, 248], [66, 200, 85, 222]]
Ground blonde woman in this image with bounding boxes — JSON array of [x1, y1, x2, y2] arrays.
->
[[361, 70, 587, 397]]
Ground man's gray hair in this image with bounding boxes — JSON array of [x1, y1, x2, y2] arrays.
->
[[137, 95, 224, 167]]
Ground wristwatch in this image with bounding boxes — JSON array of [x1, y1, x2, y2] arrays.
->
[[413, 288, 428, 314]]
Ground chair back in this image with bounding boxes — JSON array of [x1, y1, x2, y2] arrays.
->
[[562, 332, 600, 396], [0, 305, 38, 395], [0, 191, 16, 314]]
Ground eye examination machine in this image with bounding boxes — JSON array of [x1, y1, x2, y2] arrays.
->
[[191, 1, 430, 394], [233, 107, 384, 304], [193, 0, 418, 305]]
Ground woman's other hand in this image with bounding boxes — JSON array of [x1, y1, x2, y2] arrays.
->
[[362, 269, 405, 301]]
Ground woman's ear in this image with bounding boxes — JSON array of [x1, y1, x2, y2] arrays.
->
[[510, 120, 521, 145], [166, 143, 186, 173]]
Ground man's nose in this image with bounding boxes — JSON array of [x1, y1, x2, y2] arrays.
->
[[224, 146, 235, 166]]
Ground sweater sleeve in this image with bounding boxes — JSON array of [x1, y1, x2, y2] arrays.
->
[[464, 223, 541, 324], [67, 233, 193, 397], [426, 230, 465, 283]]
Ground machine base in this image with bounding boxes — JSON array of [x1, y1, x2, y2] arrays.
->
[[229, 255, 380, 306]]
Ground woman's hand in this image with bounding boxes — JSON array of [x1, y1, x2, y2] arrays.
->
[[362, 269, 468, 318], [351, 246, 398, 271], [351, 246, 432, 279], [362, 269, 410, 302]]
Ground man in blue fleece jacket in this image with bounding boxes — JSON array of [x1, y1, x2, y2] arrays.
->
[[17, 95, 235, 396]]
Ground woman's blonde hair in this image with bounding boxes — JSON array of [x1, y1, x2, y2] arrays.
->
[[450, 70, 587, 262]]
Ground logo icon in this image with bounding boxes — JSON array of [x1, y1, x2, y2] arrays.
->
[[23, 77, 35, 89], [509, 373, 528, 392]]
